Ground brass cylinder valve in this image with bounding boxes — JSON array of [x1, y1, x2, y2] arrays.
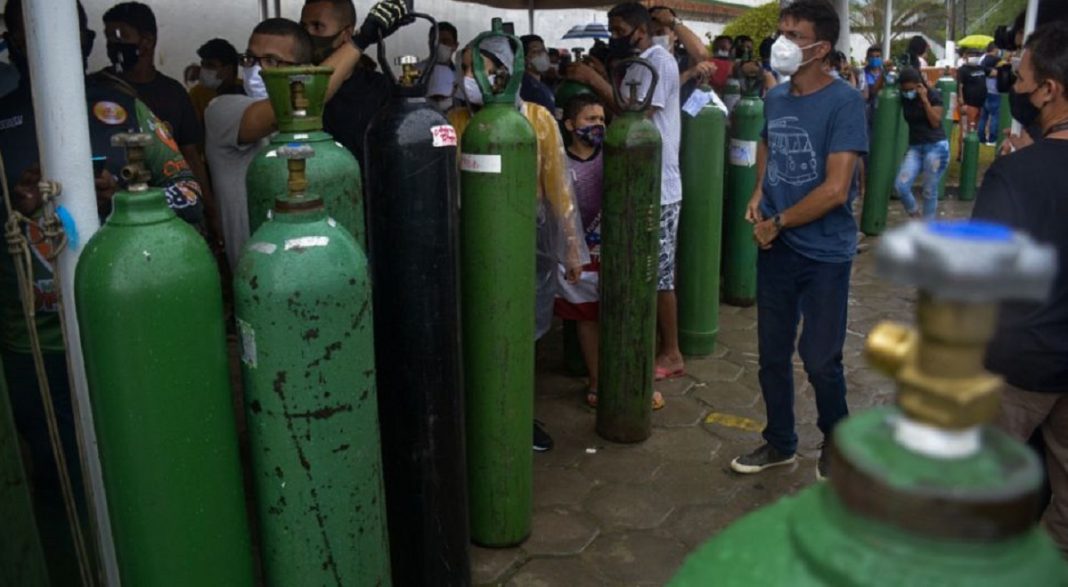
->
[[110, 132, 153, 190], [868, 221, 1057, 431]]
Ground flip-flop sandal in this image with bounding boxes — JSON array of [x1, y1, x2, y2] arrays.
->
[[654, 366, 685, 381], [586, 389, 666, 411]]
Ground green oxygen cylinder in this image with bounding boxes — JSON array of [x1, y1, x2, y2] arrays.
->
[[246, 67, 365, 244], [860, 72, 901, 235], [996, 92, 1011, 154], [235, 144, 390, 585], [936, 72, 957, 199], [75, 133, 253, 585], [670, 221, 1068, 586], [891, 97, 910, 201], [0, 354, 48, 586], [959, 123, 980, 201], [721, 88, 764, 307], [597, 57, 662, 443], [554, 80, 595, 117], [722, 77, 741, 112], [461, 20, 537, 547], [676, 86, 726, 357]]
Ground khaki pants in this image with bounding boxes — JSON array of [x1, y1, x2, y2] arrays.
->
[[995, 384, 1068, 555]]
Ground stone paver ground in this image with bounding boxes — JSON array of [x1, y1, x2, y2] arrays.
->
[[472, 199, 976, 586]]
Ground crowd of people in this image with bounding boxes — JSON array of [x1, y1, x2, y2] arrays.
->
[[0, 0, 1066, 567]]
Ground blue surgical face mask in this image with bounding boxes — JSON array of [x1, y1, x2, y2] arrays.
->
[[902, 89, 917, 100], [868, 57, 882, 68]]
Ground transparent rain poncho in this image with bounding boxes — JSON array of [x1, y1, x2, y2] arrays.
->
[[448, 36, 589, 339]]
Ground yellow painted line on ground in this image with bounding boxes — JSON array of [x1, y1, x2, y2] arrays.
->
[[704, 411, 764, 432]]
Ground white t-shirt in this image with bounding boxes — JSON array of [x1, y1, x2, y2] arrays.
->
[[204, 94, 269, 270], [623, 44, 681, 205]]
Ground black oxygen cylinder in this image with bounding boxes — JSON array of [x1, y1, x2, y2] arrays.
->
[[363, 14, 470, 586]]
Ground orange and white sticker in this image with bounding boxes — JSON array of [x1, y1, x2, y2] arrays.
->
[[92, 101, 128, 125], [430, 125, 457, 147]]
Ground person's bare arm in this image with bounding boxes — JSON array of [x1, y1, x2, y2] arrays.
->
[[745, 141, 768, 223], [237, 43, 362, 144], [916, 85, 943, 129], [651, 10, 709, 65], [179, 143, 223, 243], [237, 0, 408, 144], [567, 62, 617, 113]]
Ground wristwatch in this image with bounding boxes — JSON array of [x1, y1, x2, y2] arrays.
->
[[772, 214, 784, 231]]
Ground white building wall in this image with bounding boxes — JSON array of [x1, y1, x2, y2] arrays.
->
[[82, 0, 728, 81]]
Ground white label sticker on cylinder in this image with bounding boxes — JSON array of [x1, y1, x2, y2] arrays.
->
[[430, 125, 457, 147], [284, 236, 330, 250], [729, 139, 758, 167], [237, 318, 257, 368], [249, 242, 277, 255], [460, 153, 502, 173]]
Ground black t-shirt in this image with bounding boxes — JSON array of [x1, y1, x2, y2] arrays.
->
[[972, 138, 1068, 393], [127, 70, 203, 147], [957, 63, 988, 107], [323, 67, 392, 169], [901, 86, 946, 144]]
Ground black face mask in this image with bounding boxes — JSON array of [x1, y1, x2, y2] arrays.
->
[[1009, 86, 1042, 129], [309, 31, 342, 64], [107, 42, 140, 73], [608, 28, 637, 59]]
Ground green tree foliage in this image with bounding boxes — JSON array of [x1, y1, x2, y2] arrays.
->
[[720, 2, 780, 43]]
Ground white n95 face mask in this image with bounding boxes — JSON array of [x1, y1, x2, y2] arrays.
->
[[652, 35, 671, 51], [199, 67, 223, 90], [242, 64, 268, 99], [436, 44, 455, 65], [531, 53, 551, 73], [770, 36, 820, 77], [463, 75, 486, 105]]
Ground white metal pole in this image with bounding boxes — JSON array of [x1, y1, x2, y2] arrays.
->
[[836, 0, 851, 57], [22, 0, 118, 584], [1023, 0, 1038, 37], [882, 0, 893, 60], [1011, 0, 1040, 135]]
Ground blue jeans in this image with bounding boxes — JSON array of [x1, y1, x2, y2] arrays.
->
[[894, 140, 950, 219], [756, 243, 851, 455], [978, 93, 1001, 143]]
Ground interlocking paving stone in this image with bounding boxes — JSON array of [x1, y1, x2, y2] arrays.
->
[[650, 461, 741, 508], [584, 483, 675, 531], [684, 358, 746, 383], [507, 556, 610, 587], [637, 426, 722, 463], [533, 467, 599, 508], [581, 531, 689, 585], [652, 395, 710, 428], [471, 545, 525, 586], [578, 445, 663, 485], [522, 507, 600, 557]]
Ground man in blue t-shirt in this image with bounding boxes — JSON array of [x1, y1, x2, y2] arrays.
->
[[729, 0, 867, 481]]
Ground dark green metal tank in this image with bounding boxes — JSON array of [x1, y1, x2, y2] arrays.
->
[[959, 124, 980, 201], [75, 133, 253, 585], [246, 66, 365, 245], [234, 144, 390, 585], [597, 58, 662, 443], [721, 90, 763, 307], [935, 72, 957, 199], [860, 74, 901, 235], [461, 20, 537, 548], [676, 85, 726, 357]]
